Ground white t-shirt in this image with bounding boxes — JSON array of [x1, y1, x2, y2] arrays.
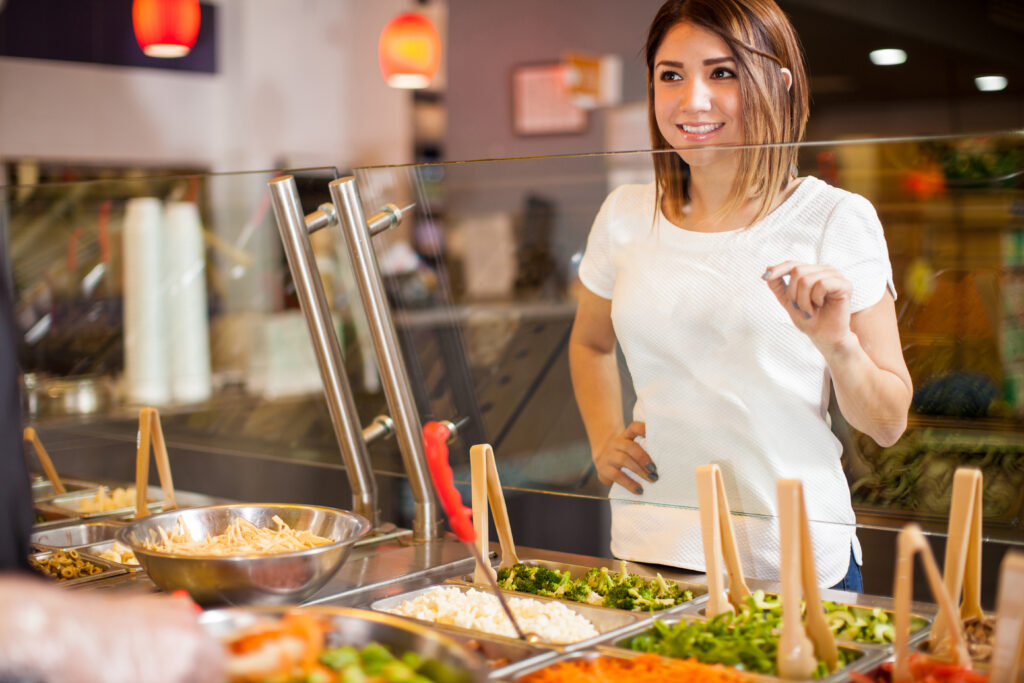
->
[[577, 177, 895, 586]]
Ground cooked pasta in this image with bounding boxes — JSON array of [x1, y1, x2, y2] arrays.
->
[[77, 487, 138, 513], [141, 515, 335, 556]]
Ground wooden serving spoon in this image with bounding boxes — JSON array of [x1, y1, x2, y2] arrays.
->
[[23, 427, 65, 495], [697, 464, 751, 616], [893, 524, 970, 683], [470, 443, 519, 584], [134, 407, 177, 519], [930, 467, 984, 655], [776, 479, 839, 680], [989, 551, 1024, 683]]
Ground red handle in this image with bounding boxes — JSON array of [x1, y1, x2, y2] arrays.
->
[[422, 421, 475, 543]]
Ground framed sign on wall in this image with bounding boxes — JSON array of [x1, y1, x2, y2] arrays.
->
[[511, 63, 587, 136]]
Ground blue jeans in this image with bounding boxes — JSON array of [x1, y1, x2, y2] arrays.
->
[[829, 548, 863, 593]]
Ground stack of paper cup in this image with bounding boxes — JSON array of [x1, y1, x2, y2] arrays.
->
[[164, 201, 212, 403], [123, 197, 171, 405]]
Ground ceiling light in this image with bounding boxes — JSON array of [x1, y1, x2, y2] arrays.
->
[[975, 75, 1008, 92], [378, 13, 441, 89], [132, 0, 201, 58], [869, 48, 907, 66]]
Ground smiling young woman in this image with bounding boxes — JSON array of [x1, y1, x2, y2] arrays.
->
[[647, 0, 808, 230], [568, 0, 912, 592]]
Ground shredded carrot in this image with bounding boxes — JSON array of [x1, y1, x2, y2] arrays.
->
[[520, 653, 750, 682], [281, 613, 330, 673]]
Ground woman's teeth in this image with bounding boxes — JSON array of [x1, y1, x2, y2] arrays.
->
[[680, 123, 723, 134]]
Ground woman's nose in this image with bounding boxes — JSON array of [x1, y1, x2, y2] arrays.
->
[[681, 78, 712, 112]]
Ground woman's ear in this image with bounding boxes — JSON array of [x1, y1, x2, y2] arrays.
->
[[780, 67, 793, 92]]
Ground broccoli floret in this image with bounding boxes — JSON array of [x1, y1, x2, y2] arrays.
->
[[585, 567, 617, 594], [562, 581, 595, 603], [603, 583, 637, 610], [532, 567, 569, 594]]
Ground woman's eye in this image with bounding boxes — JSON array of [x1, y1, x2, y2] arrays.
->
[[711, 67, 736, 79], [658, 70, 682, 82]]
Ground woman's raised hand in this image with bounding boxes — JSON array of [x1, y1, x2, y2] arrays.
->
[[763, 261, 854, 353], [593, 421, 657, 494]]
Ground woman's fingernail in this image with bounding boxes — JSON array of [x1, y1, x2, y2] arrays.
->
[[790, 300, 800, 310], [803, 311, 811, 319], [762, 269, 772, 280], [649, 473, 659, 482], [646, 463, 657, 474], [634, 486, 643, 495]]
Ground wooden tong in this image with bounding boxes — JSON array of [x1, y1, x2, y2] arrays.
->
[[776, 479, 840, 680], [470, 443, 519, 584], [23, 427, 65, 495], [893, 524, 971, 683], [930, 467, 984, 655], [134, 407, 177, 519], [990, 551, 1024, 683], [697, 464, 751, 616]]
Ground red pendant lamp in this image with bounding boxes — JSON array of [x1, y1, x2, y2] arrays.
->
[[132, 0, 201, 59], [378, 12, 441, 89]]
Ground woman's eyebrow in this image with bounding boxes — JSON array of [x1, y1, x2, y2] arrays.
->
[[703, 56, 735, 66]]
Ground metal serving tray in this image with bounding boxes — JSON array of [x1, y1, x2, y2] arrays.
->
[[425, 625, 563, 680], [502, 647, 780, 682], [601, 613, 886, 682], [31, 478, 99, 501], [680, 591, 932, 649], [370, 584, 647, 648], [915, 613, 995, 669], [857, 653, 988, 682], [31, 521, 125, 549], [450, 558, 707, 614], [35, 487, 161, 521], [72, 539, 144, 572], [28, 549, 127, 587]]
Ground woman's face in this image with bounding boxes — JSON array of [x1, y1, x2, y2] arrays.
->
[[653, 21, 743, 169]]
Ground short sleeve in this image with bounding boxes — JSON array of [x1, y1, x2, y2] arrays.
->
[[577, 187, 623, 300], [818, 193, 896, 313]]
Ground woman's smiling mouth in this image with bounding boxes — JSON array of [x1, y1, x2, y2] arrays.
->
[[678, 122, 724, 134]]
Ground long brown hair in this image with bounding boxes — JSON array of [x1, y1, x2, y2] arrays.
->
[[645, 0, 808, 225]]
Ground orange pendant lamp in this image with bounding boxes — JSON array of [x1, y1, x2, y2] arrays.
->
[[132, 0, 201, 59], [378, 12, 441, 89]]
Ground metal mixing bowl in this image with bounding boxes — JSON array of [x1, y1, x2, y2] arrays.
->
[[116, 503, 371, 606], [202, 605, 486, 682]]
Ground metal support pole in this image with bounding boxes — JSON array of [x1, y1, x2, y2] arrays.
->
[[268, 175, 380, 529], [329, 176, 441, 541]]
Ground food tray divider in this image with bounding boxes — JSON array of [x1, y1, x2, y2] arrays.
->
[[30, 520, 125, 549], [594, 612, 891, 682], [29, 549, 127, 586], [369, 583, 647, 650]]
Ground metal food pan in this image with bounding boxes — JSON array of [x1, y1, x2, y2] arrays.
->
[[424, 625, 563, 680], [505, 647, 804, 682], [28, 549, 127, 587], [603, 613, 885, 682], [31, 478, 100, 501], [451, 559, 706, 609], [31, 521, 125, 549], [201, 605, 487, 683], [36, 487, 161, 520], [73, 539, 144, 572], [856, 653, 988, 682], [915, 613, 995, 668], [684, 591, 931, 649], [370, 584, 646, 648]]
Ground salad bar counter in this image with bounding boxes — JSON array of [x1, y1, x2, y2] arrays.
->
[[31, 497, 979, 683]]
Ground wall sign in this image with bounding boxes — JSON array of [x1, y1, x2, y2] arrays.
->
[[512, 63, 587, 136]]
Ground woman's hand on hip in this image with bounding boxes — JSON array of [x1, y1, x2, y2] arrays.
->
[[763, 261, 853, 353], [593, 421, 657, 494]]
